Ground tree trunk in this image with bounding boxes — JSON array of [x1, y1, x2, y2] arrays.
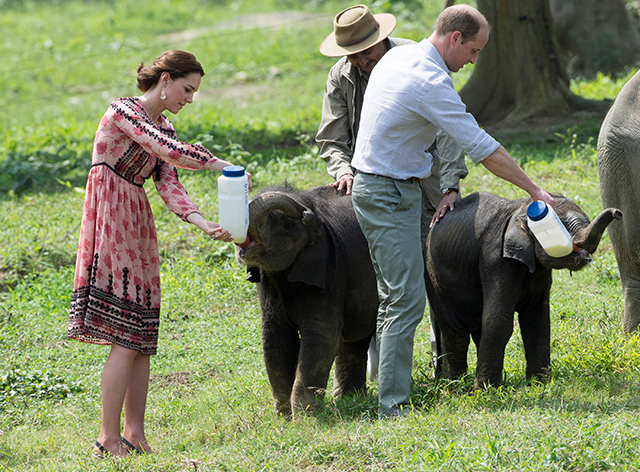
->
[[459, 0, 580, 125], [550, 0, 640, 78]]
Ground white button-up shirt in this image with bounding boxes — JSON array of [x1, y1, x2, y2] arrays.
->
[[352, 39, 500, 180]]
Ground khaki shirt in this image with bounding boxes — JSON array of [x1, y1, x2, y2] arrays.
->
[[316, 37, 468, 210]]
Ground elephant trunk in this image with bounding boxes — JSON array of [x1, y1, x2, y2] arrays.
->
[[248, 192, 312, 243], [574, 208, 623, 254]]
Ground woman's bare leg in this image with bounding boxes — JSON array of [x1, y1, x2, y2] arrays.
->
[[95, 344, 138, 457], [122, 353, 153, 453]]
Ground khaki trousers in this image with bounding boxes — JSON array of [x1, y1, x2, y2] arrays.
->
[[353, 172, 426, 417]]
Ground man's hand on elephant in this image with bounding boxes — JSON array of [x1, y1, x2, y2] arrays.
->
[[430, 190, 458, 228], [333, 173, 354, 195], [530, 188, 557, 210]]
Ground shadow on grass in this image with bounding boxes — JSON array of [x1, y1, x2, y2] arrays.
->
[[434, 366, 640, 416], [307, 367, 461, 424]]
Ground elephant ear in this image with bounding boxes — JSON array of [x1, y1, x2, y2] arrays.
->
[[503, 210, 537, 273], [287, 215, 337, 292]]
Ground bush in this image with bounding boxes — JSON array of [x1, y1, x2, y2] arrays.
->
[[0, 369, 85, 407], [0, 143, 91, 194]]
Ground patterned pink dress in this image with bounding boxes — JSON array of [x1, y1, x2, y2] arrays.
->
[[68, 97, 219, 355]]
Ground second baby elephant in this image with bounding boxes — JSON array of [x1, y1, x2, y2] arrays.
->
[[425, 192, 621, 389]]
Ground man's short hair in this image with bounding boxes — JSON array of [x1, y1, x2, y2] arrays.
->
[[435, 5, 489, 43]]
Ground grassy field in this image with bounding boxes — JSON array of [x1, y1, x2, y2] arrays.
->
[[2, 0, 640, 471]]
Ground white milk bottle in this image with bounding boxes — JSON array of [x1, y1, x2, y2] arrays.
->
[[218, 165, 249, 242], [526, 201, 574, 257]]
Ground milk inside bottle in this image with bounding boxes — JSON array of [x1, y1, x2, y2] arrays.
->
[[526, 201, 573, 257], [218, 165, 249, 242]]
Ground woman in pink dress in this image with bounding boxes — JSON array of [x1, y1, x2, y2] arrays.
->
[[68, 50, 251, 458]]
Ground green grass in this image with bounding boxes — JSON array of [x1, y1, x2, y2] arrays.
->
[[2, 0, 640, 470]]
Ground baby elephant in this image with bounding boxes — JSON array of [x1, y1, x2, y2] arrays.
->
[[237, 184, 378, 416], [425, 192, 621, 389]]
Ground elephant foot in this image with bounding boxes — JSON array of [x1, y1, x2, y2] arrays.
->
[[473, 376, 502, 391], [525, 365, 551, 382], [444, 362, 468, 381], [333, 384, 366, 400], [275, 406, 292, 418], [274, 397, 292, 418], [291, 402, 323, 416], [291, 386, 326, 416]]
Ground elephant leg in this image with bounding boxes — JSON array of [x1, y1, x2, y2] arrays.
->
[[262, 316, 299, 417], [518, 294, 551, 381], [440, 328, 471, 379], [429, 298, 471, 380], [425, 284, 454, 379], [622, 275, 640, 334], [291, 321, 342, 415], [333, 337, 370, 398], [474, 308, 515, 389], [473, 268, 527, 389]]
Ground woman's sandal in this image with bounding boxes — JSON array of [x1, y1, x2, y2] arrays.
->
[[121, 437, 144, 455], [93, 441, 108, 459]]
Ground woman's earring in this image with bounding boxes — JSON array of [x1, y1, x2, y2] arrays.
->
[[160, 87, 166, 100]]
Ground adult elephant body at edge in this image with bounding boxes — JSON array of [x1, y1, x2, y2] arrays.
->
[[425, 191, 621, 389], [237, 184, 378, 416], [598, 70, 640, 334]]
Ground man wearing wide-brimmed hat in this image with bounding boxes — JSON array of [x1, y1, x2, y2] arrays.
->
[[315, 4, 467, 390], [316, 4, 467, 209]]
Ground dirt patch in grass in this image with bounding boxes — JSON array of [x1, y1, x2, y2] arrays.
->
[[150, 368, 220, 388], [158, 11, 331, 44], [203, 82, 275, 106], [163, 11, 331, 107], [484, 103, 612, 141]]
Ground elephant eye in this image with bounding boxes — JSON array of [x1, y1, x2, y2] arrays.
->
[[283, 219, 293, 230]]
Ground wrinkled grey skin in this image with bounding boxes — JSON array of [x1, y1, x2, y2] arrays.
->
[[237, 184, 378, 416], [598, 70, 640, 334], [425, 192, 621, 390]]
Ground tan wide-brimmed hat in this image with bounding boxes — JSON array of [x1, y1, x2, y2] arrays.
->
[[319, 4, 397, 57]]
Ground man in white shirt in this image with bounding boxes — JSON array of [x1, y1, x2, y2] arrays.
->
[[316, 3, 469, 381], [351, 4, 556, 418]]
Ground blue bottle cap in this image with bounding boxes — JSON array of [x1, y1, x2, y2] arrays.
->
[[527, 201, 548, 221], [222, 165, 245, 177]]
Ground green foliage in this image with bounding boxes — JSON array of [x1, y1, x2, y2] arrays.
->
[[570, 69, 638, 100], [0, 0, 334, 195], [372, 0, 428, 31], [0, 370, 85, 407], [0, 141, 91, 194]]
